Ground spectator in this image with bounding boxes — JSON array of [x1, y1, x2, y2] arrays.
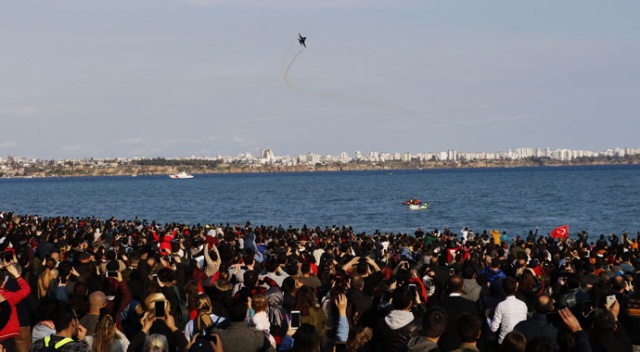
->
[[0, 262, 32, 350], [184, 293, 227, 342], [487, 277, 528, 345], [588, 304, 632, 352], [438, 275, 481, 352], [373, 287, 421, 352], [212, 298, 275, 352], [143, 334, 168, 352], [406, 307, 447, 352], [29, 302, 90, 352], [514, 293, 558, 344], [79, 291, 107, 337], [460, 265, 482, 302], [128, 292, 188, 352], [501, 331, 526, 352], [294, 286, 325, 333], [451, 313, 482, 352]]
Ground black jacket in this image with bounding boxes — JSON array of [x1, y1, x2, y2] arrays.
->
[[513, 313, 558, 345], [373, 310, 421, 352]]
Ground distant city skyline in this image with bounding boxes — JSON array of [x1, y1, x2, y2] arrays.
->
[[3, 145, 638, 165], [1, 1, 639, 159]]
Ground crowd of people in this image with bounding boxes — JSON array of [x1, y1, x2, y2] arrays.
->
[[0, 211, 639, 352]]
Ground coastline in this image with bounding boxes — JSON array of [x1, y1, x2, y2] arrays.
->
[[2, 156, 639, 178]]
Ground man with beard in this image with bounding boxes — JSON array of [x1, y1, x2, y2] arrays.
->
[[30, 302, 89, 352]]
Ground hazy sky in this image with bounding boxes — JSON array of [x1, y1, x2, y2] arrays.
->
[[1, 0, 639, 159]]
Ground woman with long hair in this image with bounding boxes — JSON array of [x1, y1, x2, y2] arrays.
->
[[204, 269, 233, 319], [184, 293, 227, 342], [294, 285, 326, 333], [37, 257, 57, 299], [127, 293, 188, 352], [91, 314, 126, 352]]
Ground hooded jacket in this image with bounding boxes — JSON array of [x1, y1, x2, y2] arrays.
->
[[0, 276, 31, 341], [406, 336, 439, 352], [373, 310, 421, 352]]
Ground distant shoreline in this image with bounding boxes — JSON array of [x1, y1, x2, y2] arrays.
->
[[2, 157, 639, 178]]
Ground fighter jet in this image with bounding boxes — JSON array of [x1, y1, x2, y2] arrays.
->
[[298, 33, 306, 48]]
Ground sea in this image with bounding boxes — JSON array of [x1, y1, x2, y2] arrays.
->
[[1, 165, 639, 240]]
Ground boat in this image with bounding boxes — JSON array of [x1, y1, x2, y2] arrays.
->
[[169, 172, 193, 179], [409, 203, 428, 210], [403, 199, 422, 205]]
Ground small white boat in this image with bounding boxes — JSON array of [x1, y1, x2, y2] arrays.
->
[[409, 203, 428, 210], [169, 172, 194, 179]]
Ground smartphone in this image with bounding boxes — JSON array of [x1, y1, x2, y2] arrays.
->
[[152, 274, 158, 281], [3, 252, 12, 263], [408, 284, 417, 297], [334, 342, 347, 352], [107, 271, 118, 278], [290, 311, 301, 329], [606, 295, 617, 308], [154, 300, 166, 318]]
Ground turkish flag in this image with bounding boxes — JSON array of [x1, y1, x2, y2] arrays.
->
[[551, 225, 569, 239]]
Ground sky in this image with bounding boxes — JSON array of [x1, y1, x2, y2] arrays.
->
[[1, 0, 639, 159]]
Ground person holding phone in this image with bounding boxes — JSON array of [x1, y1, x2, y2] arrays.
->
[[126, 293, 188, 352], [0, 263, 32, 351]]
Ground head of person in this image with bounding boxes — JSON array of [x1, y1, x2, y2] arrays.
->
[[356, 260, 369, 275], [89, 291, 107, 312], [350, 275, 364, 292], [216, 270, 232, 290], [534, 293, 554, 314], [525, 336, 556, 352], [252, 293, 268, 313], [195, 293, 213, 315], [157, 268, 176, 286], [391, 286, 412, 311], [590, 309, 617, 335], [461, 265, 476, 280], [292, 323, 320, 352], [144, 334, 169, 352], [457, 313, 481, 344], [300, 262, 311, 276], [243, 270, 259, 287], [503, 277, 518, 296], [52, 302, 80, 338], [281, 276, 296, 295], [422, 307, 447, 340], [265, 258, 280, 273], [229, 298, 248, 323], [295, 285, 316, 316], [501, 331, 526, 352], [136, 293, 171, 323], [447, 274, 464, 294], [94, 313, 116, 352]]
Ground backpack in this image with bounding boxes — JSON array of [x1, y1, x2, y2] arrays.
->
[[188, 334, 216, 352], [42, 336, 73, 351], [188, 316, 217, 352], [173, 286, 190, 329]]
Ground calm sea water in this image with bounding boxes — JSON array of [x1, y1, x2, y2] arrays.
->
[[1, 165, 639, 239]]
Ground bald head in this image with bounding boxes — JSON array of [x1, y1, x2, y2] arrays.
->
[[89, 291, 107, 313], [535, 293, 554, 314], [447, 275, 464, 294]]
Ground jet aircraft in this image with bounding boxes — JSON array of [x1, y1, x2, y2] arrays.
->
[[298, 34, 306, 48]]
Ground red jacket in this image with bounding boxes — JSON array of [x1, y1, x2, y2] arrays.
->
[[0, 277, 31, 341]]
